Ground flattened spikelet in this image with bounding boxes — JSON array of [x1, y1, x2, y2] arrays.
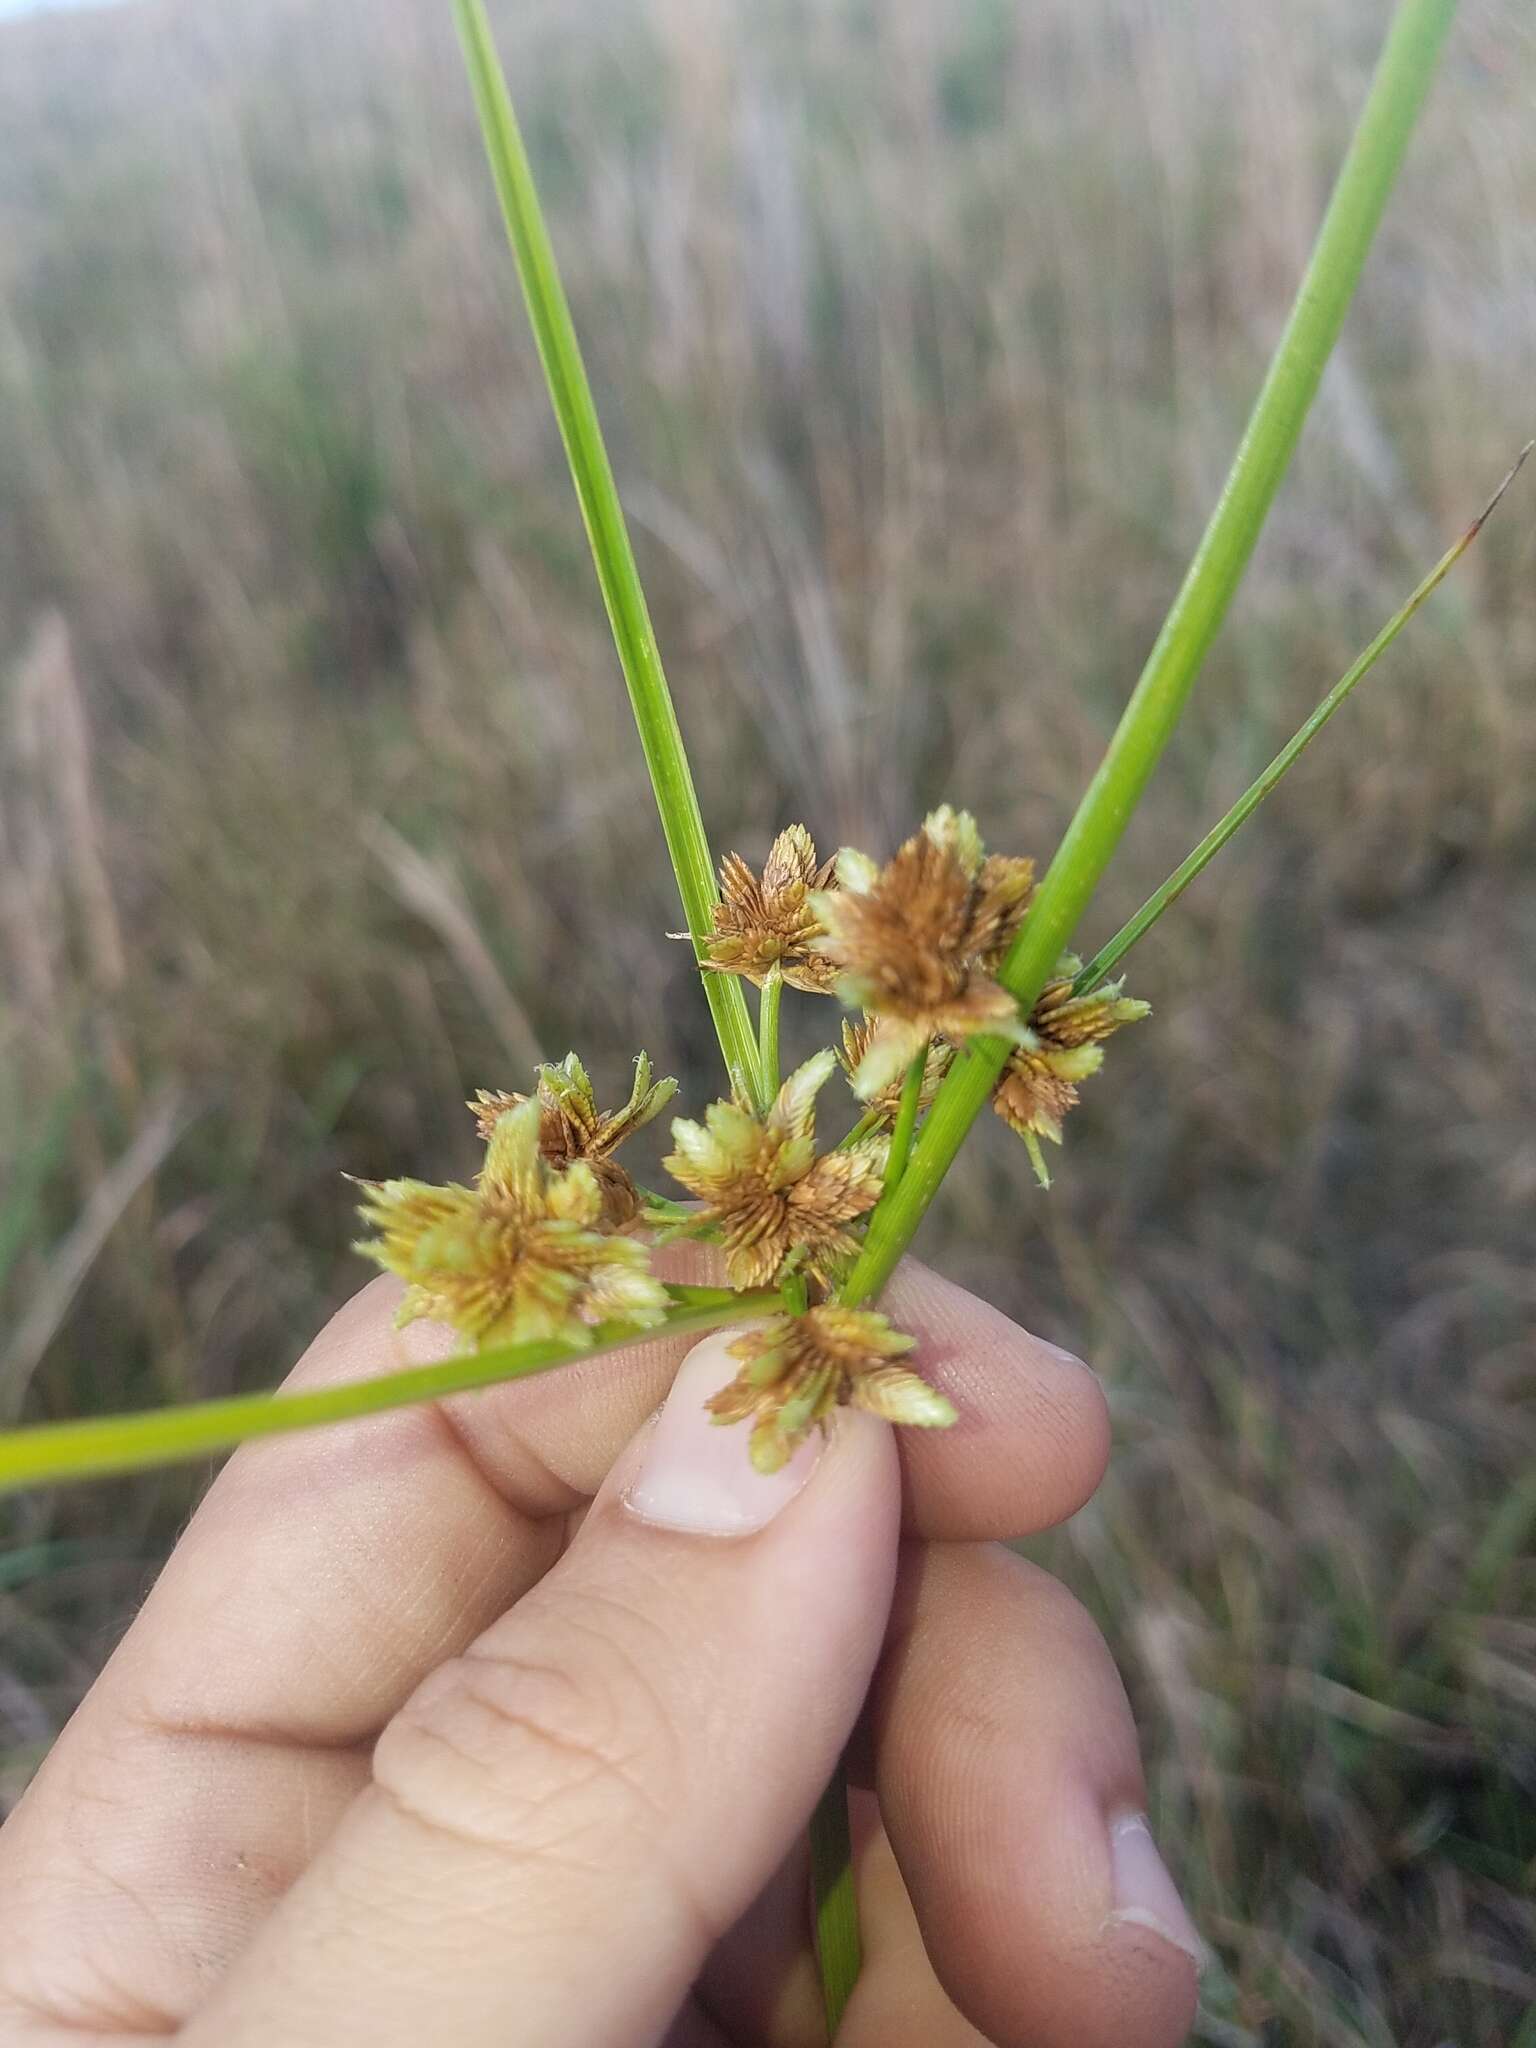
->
[[355, 1097, 669, 1350], [991, 957, 1150, 1184], [700, 824, 839, 992], [708, 1306, 955, 1472], [470, 1051, 676, 1228], [663, 1050, 886, 1289], [812, 812, 1036, 1099]]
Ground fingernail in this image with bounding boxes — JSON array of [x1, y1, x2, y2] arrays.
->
[[624, 1328, 823, 1535], [1040, 1337, 1096, 1378], [1105, 1813, 1206, 1970]]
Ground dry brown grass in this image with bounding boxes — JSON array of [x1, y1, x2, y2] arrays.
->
[[1, 0, 1533, 2039]]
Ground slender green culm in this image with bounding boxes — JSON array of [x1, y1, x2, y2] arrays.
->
[[0, 1288, 778, 1497], [451, 0, 764, 1110], [883, 1054, 927, 1193], [808, 1765, 862, 2036], [758, 968, 783, 1098], [842, 0, 1457, 1308], [1074, 444, 1531, 993], [836, 1109, 884, 1154]]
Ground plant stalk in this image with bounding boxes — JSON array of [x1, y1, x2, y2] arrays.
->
[[451, 0, 764, 1108], [808, 1765, 862, 2037], [758, 969, 783, 1097], [1072, 443, 1531, 993], [0, 1287, 778, 1496], [882, 1054, 927, 1194], [842, 0, 1457, 1308]]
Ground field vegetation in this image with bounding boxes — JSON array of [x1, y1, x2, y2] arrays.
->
[[0, 1, 1532, 2039]]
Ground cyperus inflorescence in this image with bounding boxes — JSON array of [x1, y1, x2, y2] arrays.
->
[[708, 1304, 957, 1473], [838, 1017, 953, 1125], [663, 1049, 887, 1290], [700, 823, 839, 993], [992, 957, 1149, 1186], [349, 814, 1145, 1462], [813, 808, 1036, 1100], [354, 1095, 669, 1349], [470, 1050, 676, 1228]]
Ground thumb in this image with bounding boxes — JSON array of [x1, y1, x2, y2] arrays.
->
[[182, 1329, 902, 2048]]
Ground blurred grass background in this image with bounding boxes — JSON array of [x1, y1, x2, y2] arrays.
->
[[1, 0, 1533, 2039]]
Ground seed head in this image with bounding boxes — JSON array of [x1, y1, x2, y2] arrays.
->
[[355, 1096, 669, 1349], [992, 956, 1150, 1185], [663, 1050, 886, 1290], [700, 823, 839, 993], [812, 809, 1036, 1099], [709, 1305, 956, 1473], [469, 1052, 676, 1229]]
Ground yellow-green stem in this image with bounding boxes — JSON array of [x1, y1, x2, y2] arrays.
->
[[758, 970, 783, 1098], [836, 1108, 884, 1154], [882, 1054, 926, 1194], [809, 1765, 861, 2038], [841, 0, 1456, 1309], [0, 1287, 778, 1497]]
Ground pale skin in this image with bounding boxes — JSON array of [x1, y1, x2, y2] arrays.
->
[[0, 1252, 1200, 2047]]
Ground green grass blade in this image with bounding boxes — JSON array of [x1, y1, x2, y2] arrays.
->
[[1072, 446, 1530, 992], [842, 0, 1457, 1307], [0, 1286, 778, 1497], [452, 0, 764, 1108]]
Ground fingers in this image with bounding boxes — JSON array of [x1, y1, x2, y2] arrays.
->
[[180, 1338, 903, 2048], [871, 1543, 1201, 2048], [879, 1260, 1108, 1540], [0, 1252, 1105, 2031]]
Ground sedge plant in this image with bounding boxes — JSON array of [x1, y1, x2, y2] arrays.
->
[[0, 0, 1515, 2034]]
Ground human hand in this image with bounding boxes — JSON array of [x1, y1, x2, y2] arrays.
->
[[0, 1256, 1201, 2047]]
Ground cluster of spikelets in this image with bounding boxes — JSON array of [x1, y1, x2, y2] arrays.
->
[[355, 811, 1146, 1471]]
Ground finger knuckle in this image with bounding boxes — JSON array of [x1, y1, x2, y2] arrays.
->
[[373, 1606, 677, 1867]]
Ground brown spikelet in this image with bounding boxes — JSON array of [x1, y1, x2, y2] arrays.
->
[[991, 957, 1150, 1183], [699, 823, 839, 992], [708, 1305, 955, 1473], [662, 1050, 886, 1289], [811, 810, 1036, 1100], [470, 1052, 676, 1229], [355, 1098, 669, 1350], [838, 1017, 953, 1122]]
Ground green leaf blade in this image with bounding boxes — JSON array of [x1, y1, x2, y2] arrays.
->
[[452, 0, 764, 1107]]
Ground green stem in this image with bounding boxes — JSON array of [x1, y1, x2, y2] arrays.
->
[[842, 0, 1455, 1309], [452, 0, 764, 1109], [1073, 444, 1530, 994], [758, 969, 783, 1098], [809, 1766, 861, 2038], [882, 1054, 926, 1193], [803, 1060, 924, 2025], [836, 1109, 885, 1154], [0, 1287, 778, 1497]]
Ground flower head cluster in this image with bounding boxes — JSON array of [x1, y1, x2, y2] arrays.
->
[[663, 1049, 886, 1289], [708, 1304, 956, 1473], [470, 1051, 675, 1229], [701, 823, 838, 993], [992, 956, 1150, 1185], [352, 799, 1153, 1476], [813, 808, 1036, 1100], [355, 1095, 669, 1350]]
